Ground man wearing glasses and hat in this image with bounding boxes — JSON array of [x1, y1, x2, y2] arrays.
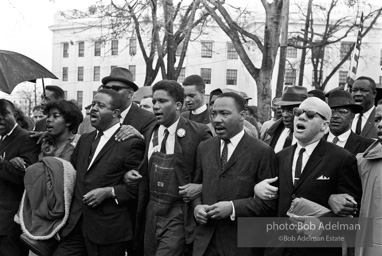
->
[[100, 67, 156, 140], [263, 86, 308, 153]]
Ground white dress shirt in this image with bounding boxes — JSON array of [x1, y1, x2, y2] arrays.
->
[[120, 103, 132, 123], [148, 118, 180, 160], [327, 129, 351, 148], [292, 140, 320, 182], [192, 104, 207, 115], [274, 128, 297, 153], [352, 106, 375, 133]]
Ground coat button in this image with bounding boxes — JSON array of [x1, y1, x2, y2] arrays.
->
[[291, 194, 296, 199]]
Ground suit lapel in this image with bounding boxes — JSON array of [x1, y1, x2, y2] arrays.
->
[[285, 145, 297, 192], [344, 131, 359, 154], [0, 126, 21, 151], [361, 108, 375, 137], [293, 140, 325, 190], [221, 132, 249, 174], [122, 103, 137, 126]]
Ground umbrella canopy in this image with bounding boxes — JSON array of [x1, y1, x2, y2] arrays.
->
[[0, 50, 57, 94]]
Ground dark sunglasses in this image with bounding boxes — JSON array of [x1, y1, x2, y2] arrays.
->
[[100, 85, 128, 92], [293, 107, 326, 120]]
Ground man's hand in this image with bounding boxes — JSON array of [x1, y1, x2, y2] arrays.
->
[[207, 201, 232, 220], [194, 204, 211, 225], [123, 170, 142, 184], [254, 177, 278, 200], [290, 215, 323, 238], [83, 187, 112, 207], [179, 183, 202, 202], [328, 194, 357, 217], [9, 157, 26, 171], [114, 125, 143, 142]]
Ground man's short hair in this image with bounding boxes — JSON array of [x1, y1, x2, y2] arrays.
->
[[45, 86, 65, 100], [209, 88, 223, 103], [32, 105, 44, 112], [216, 92, 246, 112], [182, 75, 205, 93], [96, 89, 124, 111], [152, 80, 184, 105], [355, 76, 376, 91], [44, 100, 84, 133], [0, 99, 16, 113]]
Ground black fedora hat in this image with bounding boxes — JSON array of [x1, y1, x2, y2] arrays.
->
[[278, 86, 308, 106], [101, 67, 139, 91], [328, 90, 363, 113]]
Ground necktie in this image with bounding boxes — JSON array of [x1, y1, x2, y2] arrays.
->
[[294, 148, 305, 185], [160, 129, 169, 154], [89, 131, 103, 163], [355, 113, 363, 135], [332, 136, 339, 145], [283, 130, 293, 148], [221, 140, 230, 171]]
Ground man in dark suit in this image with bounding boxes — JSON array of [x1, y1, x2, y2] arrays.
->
[[53, 89, 145, 256], [263, 86, 308, 153], [182, 74, 210, 124], [34, 85, 65, 132], [351, 76, 378, 139], [275, 97, 362, 256], [101, 67, 156, 141], [193, 92, 277, 256], [132, 80, 211, 256], [0, 99, 40, 256]]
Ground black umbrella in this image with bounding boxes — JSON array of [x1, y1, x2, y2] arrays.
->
[[0, 50, 57, 94]]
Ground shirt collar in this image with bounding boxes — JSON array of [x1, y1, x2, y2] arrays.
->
[[192, 104, 207, 115], [296, 139, 320, 157], [3, 123, 18, 140], [328, 129, 351, 142], [221, 129, 245, 147], [100, 122, 121, 139], [120, 103, 132, 121], [159, 117, 180, 136], [362, 105, 375, 120]]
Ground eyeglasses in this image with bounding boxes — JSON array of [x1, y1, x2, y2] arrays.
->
[[100, 85, 128, 92], [331, 108, 350, 115], [293, 107, 326, 120]]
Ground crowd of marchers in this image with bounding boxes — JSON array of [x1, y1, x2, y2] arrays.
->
[[0, 68, 381, 256]]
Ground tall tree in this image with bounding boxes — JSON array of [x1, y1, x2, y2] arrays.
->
[[62, 0, 210, 86], [202, 0, 283, 121]]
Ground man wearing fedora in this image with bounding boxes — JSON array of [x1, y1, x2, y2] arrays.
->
[[101, 67, 156, 141], [263, 86, 308, 153]]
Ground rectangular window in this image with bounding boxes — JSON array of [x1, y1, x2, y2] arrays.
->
[[227, 42, 238, 59], [94, 66, 100, 81], [340, 42, 353, 60], [339, 71, 348, 84], [177, 67, 186, 83], [94, 41, 101, 56], [129, 38, 137, 56], [77, 91, 83, 110], [226, 69, 237, 85], [129, 65, 136, 81], [201, 68, 212, 84], [78, 41, 85, 57], [285, 69, 296, 86], [63, 43, 69, 58], [111, 40, 119, 56], [62, 67, 68, 81], [78, 67, 84, 81], [201, 41, 213, 58], [286, 39, 298, 58], [111, 66, 117, 72]]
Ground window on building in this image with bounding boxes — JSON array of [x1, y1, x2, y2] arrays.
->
[[284, 69, 296, 86], [94, 66, 100, 81], [129, 65, 136, 81], [111, 66, 117, 72], [339, 71, 347, 85], [64, 91, 68, 99], [78, 67, 84, 81], [78, 41, 85, 57], [286, 39, 298, 58], [340, 42, 353, 60], [201, 68, 212, 84], [77, 91, 83, 110], [201, 41, 213, 58], [226, 69, 237, 85], [129, 38, 137, 56], [227, 42, 238, 59], [63, 43, 69, 58], [111, 40, 118, 56], [62, 67, 68, 81], [177, 67, 186, 83], [176, 41, 184, 56], [94, 41, 101, 56]]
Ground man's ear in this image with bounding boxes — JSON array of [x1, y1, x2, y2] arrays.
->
[[13, 111, 19, 120], [321, 121, 329, 132], [113, 108, 121, 118], [176, 102, 182, 111], [239, 110, 246, 121]]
